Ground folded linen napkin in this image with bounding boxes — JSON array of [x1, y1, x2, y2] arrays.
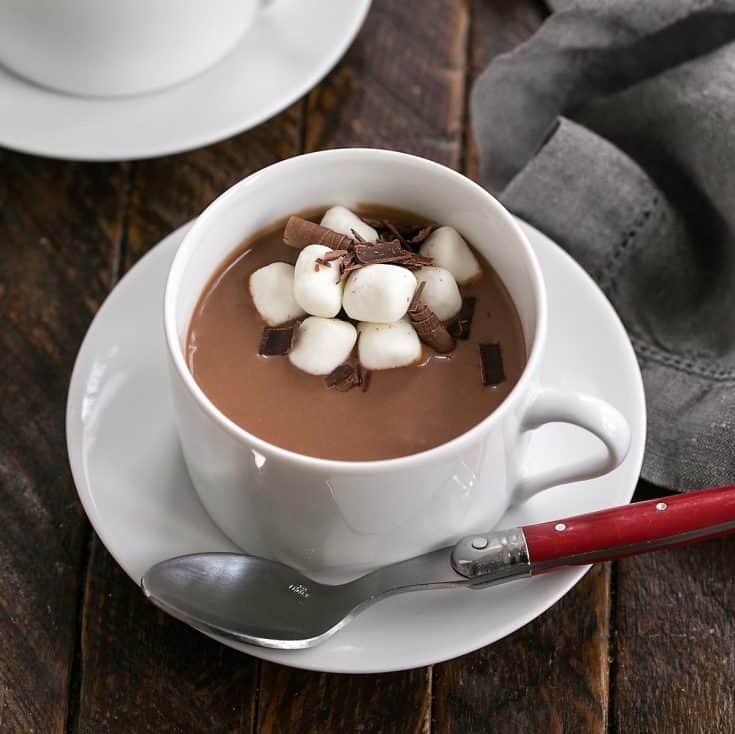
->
[[471, 0, 735, 490]]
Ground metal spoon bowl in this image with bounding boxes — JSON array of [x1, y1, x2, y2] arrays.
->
[[142, 549, 466, 649]]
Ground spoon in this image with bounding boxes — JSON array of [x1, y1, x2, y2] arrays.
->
[[142, 484, 735, 649]]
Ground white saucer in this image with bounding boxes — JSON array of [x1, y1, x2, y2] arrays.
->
[[66, 218, 645, 673], [0, 1, 370, 161]]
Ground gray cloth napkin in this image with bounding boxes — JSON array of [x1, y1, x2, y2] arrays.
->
[[471, 0, 735, 491]]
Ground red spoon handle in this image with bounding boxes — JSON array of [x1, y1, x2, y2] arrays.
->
[[524, 484, 735, 573]]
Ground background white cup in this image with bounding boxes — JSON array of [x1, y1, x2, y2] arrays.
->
[[164, 149, 631, 581], [0, 0, 263, 97]]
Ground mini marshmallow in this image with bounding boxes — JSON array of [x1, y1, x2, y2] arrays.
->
[[293, 244, 344, 318], [321, 206, 378, 243], [249, 262, 306, 326], [419, 226, 482, 284], [358, 320, 422, 371], [343, 264, 417, 323], [414, 266, 462, 321], [289, 317, 357, 375]]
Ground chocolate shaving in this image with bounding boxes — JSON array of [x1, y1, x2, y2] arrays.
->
[[398, 222, 429, 234], [283, 216, 353, 250], [324, 363, 361, 391], [324, 361, 367, 392], [315, 249, 349, 269], [382, 220, 408, 248], [258, 325, 294, 356], [479, 343, 505, 386], [407, 225, 433, 245], [361, 369, 372, 392], [340, 262, 365, 279], [350, 228, 367, 244], [325, 363, 352, 387], [352, 238, 433, 269], [321, 249, 348, 261], [354, 239, 411, 265], [448, 296, 477, 340], [407, 282, 455, 354], [360, 217, 434, 250], [408, 280, 426, 310]]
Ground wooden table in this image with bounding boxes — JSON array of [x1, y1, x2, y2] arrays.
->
[[3, 2, 735, 732]]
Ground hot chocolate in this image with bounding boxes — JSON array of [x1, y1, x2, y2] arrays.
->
[[186, 206, 526, 461]]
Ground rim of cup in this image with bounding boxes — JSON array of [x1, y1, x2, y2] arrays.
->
[[164, 148, 548, 474]]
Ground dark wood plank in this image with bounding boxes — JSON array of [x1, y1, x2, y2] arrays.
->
[[433, 565, 611, 734], [257, 664, 432, 734], [611, 537, 735, 734], [0, 152, 127, 733], [75, 541, 258, 734], [305, 0, 468, 167], [124, 106, 303, 268], [253, 1, 470, 730], [434, 4, 613, 733], [73, 106, 303, 734]]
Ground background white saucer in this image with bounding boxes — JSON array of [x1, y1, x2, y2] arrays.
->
[[0, 0, 371, 161], [66, 219, 646, 673]]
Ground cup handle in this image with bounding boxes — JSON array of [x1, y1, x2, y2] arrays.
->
[[511, 387, 631, 506]]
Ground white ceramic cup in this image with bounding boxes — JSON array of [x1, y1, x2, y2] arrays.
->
[[164, 149, 631, 581], [0, 0, 263, 97]]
